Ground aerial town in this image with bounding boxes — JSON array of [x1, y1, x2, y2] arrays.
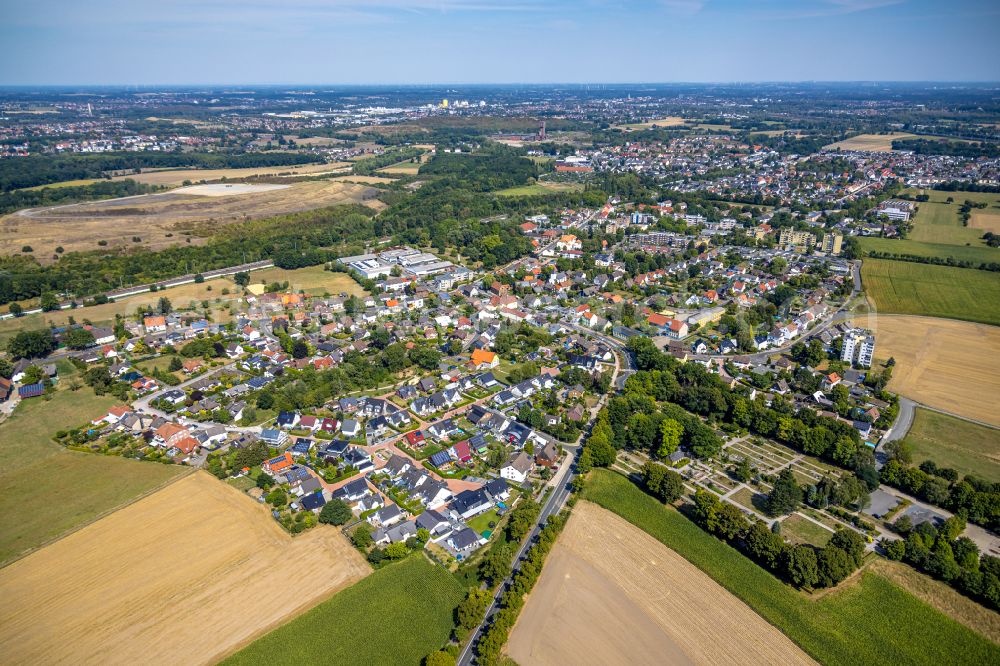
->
[[0, 4, 999, 664]]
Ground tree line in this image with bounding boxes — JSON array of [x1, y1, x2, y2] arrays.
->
[[0, 151, 323, 192]]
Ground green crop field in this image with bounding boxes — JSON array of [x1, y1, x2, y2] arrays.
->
[[904, 409, 1000, 484], [496, 182, 583, 197], [224, 554, 464, 666], [857, 236, 999, 266], [861, 258, 1000, 326], [584, 469, 1000, 666], [0, 386, 185, 565], [904, 189, 1000, 246]]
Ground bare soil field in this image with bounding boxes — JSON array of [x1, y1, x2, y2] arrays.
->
[[506, 502, 815, 666], [111, 161, 350, 186], [0, 472, 370, 666], [173, 183, 291, 196], [331, 174, 397, 185], [824, 132, 917, 152], [853, 314, 1000, 427], [0, 179, 382, 259], [970, 211, 1000, 233]]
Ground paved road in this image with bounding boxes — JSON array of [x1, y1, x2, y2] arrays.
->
[[457, 322, 625, 666], [456, 444, 578, 666]]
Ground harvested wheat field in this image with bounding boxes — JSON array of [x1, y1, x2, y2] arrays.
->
[[0, 179, 382, 259], [853, 314, 1000, 427], [823, 132, 917, 152], [970, 211, 1000, 233], [0, 472, 370, 666], [507, 502, 815, 666]]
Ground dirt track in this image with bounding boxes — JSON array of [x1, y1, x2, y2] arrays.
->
[[507, 502, 815, 666], [855, 315, 1000, 427], [0, 472, 370, 666]]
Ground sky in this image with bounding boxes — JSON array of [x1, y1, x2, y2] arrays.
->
[[1, 0, 998, 85]]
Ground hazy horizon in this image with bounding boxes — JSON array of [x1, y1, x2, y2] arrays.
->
[[2, 0, 998, 86]]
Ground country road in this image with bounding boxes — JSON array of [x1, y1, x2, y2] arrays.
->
[[457, 327, 626, 666]]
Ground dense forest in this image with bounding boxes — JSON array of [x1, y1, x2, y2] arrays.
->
[[0, 152, 324, 191]]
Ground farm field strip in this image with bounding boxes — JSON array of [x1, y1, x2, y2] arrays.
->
[[224, 555, 462, 666], [861, 258, 1000, 326], [507, 501, 815, 666], [851, 314, 1000, 427], [903, 408, 1000, 483], [583, 469, 1000, 665], [0, 472, 370, 666]]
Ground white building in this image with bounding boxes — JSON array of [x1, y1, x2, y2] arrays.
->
[[841, 329, 876, 368]]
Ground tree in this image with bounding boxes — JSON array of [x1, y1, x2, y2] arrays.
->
[[456, 588, 490, 633], [384, 542, 408, 559], [656, 417, 683, 459], [829, 529, 866, 569], [480, 543, 513, 586], [292, 339, 310, 359], [233, 271, 250, 287], [816, 546, 853, 587], [256, 392, 274, 409], [8, 302, 22, 317], [642, 462, 684, 503], [425, 651, 456, 666], [168, 356, 183, 372], [40, 292, 59, 312], [63, 327, 95, 349], [352, 522, 374, 549], [266, 488, 287, 507], [884, 538, 907, 561], [319, 499, 352, 525], [7, 329, 56, 359], [783, 544, 820, 588], [734, 457, 753, 483], [158, 296, 172, 314], [765, 468, 803, 516], [255, 472, 274, 490]]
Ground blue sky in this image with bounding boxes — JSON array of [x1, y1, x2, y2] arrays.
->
[[1, 0, 998, 85]]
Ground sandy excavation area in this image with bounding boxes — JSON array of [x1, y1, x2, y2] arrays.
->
[[853, 315, 1000, 427], [0, 179, 383, 259], [0, 472, 370, 666], [111, 161, 350, 186], [507, 502, 815, 666]]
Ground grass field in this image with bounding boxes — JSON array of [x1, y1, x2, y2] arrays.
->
[[903, 409, 1000, 483], [857, 236, 999, 266], [583, 469, 1000, 665], [853, 315, 1000, 427], [251, 265, 368, 297], [0, 179, 379, 259], [0, 386, 185, 565], [496, 182, 584, 197], [0, 472, 369, 665], [905, 189, 1000, 245], [507, 501, 815, 666], [615, 116, 688, 130], [824, 132, 918, 152], [224, 554, 463, 666], [861, 258, 1000, 326], [781, 514, 834, 548]]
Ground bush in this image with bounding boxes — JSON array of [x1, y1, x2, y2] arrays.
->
[[319, 499, 353, 525]]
